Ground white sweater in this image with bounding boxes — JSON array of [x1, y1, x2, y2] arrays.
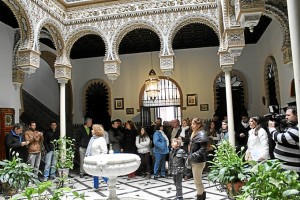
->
[[91, 137, 108, 155], [246, 128, 269, 161], [135, 136, 151, 154]]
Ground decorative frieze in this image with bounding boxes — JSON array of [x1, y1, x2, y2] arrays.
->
[[160, 55, 174, 77], [225, 28, 245, 58], [104, 60, 121, 82], [17, 49, 41, 75]]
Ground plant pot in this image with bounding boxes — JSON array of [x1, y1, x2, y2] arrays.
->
[[1, 182, 17, 197], [226, 181, 245, 199]]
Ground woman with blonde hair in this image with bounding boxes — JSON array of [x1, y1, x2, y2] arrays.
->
[[86, 124, 108, 190], [187, 118, 208, 200]]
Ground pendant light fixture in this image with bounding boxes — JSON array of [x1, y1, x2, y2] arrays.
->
[[145, 52, 160, 100]]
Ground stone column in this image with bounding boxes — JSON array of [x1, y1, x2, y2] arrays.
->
[[222, 66, 235, 146], [287, 0, 300, 143], [55, 65, 71, 138]]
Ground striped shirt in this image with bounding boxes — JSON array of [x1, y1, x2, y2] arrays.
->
[[269, 125, 300, 172]]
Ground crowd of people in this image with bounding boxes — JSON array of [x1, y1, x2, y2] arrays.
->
[[3, 105, 300, 200]]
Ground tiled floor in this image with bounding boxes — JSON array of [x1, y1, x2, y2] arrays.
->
[[1, 172, 229, 200]]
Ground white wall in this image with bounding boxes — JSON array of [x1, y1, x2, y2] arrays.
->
[[22, 57, 60, 114], [0, 22, 21, 122]]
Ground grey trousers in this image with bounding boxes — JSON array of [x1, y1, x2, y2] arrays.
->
[[191, 162, 206, 195], [28, 152, 41, 177], [173, 174, 183, 199], [79, 147, 87, 174]]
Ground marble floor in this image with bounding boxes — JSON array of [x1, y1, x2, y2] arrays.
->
[[1, 172, 229, 200]]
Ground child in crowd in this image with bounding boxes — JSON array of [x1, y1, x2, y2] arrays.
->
[[169, 138, 186, 200]]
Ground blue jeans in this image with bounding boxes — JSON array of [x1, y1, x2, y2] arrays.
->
[[43, 151, 57, 178], [153, 153, 166, 176]]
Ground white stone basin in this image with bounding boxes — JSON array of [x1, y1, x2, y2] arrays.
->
[[83, 153, 141, 200]]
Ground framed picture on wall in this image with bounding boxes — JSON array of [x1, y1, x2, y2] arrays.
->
[[126, 108, 134, 115], [187, 94, 197, 106], [114, 98, 124, 110], [200, 104, 209, 111]]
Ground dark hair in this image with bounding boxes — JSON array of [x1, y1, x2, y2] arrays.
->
[[222, 120, 228, 124], [50, 121, 57, 125], [126, 120, 136, 131], [84, 117, 92, 125], [154, 124, 162, 131], [138, 127, 148, 143], [30, 121, 36, 125], [287, 106, 297, 116], [251, 116, 261, 136], [13, 123, 23, 130], [115, 119, 122, 123]]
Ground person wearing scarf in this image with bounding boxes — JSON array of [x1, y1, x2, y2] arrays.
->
[[5, 123, 29, 161], [85, 124, 108, 190]]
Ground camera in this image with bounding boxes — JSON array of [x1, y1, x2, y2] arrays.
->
[[263, 105, 286, 126]]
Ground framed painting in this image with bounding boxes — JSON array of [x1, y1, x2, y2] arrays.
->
[[114, 98, 124, 110], [200, 104, 209, 111], [126, 108, 134, 115], [187, 94, 197, 106]]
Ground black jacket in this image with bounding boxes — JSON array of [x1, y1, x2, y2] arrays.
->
[[75, 125, 92, 148], [44, 129, 60, 152], [123, 129, 138, 154], [189, 130, 208, 163], [169, 148, 186, 175], [5, 131, 27, 161]]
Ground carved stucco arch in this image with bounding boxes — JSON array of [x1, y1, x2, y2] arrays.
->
[[65, 27, 109, 60], [82, 79, 111, 117], [34, 18, 65, 57], [2, 0, 34, 50], [138, 76, 183, 109], [112, 20, 164, 60], [263, 56, 281, 107], [168, 14, 220, 55], [264, 4, 290, 49], [213, 69, 249, 112]]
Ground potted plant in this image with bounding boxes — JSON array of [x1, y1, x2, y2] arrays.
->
[[208, 140, 252, 199], [52, 136, 75, 180], [237, 159, 300, 200], [0, 153, 38, 197]]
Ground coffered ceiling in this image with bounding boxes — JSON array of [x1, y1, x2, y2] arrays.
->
[[0, 0, 272, 60]]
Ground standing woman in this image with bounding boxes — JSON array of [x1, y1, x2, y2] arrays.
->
[[123, 120, 138, 179], [245, 116, 269, 161], [187, 118, 208, 200], [86, 124, 108, 190], [135, 127, 151, 179]]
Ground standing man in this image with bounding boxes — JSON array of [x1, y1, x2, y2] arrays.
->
[[43, 121, 60, 181], [5, 123, 29, 161], [235, 113, 250, 155], [108, 120, 124, 153], [75, 117, 93, 178], [25, 121, 43, 178], [168, 119, 182, 146], [268, 106, 300, 176]]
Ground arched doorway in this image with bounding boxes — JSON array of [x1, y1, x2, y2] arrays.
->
[[83, 80, 111, 131]]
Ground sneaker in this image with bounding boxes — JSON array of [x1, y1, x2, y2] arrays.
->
[[50, 175, 56, 180], [153, 176, 158, 180], [80, 173, 84, 178], [43, 177, 48, 182], [145, 173, 151, 179]]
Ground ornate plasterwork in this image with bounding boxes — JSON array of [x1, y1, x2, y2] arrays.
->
[[65, 26, 109, 60], [2, 0, 34, 50], [17, 49, 41, 75], [219, 51, 234, 67], [55, 64, 72, 81], [160, 55, 174, 77], [104, 60, 121, 82]]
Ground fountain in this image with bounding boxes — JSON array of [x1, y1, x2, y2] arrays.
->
[[83, 153, 141, 200]]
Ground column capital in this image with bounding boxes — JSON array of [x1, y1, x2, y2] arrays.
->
[[159, 55, 174, 77], [219, 51, 234, 67], [104, 59, 121, 82], [17, 49, 41, 75], [221, 65, 233, 73], [281, 45, 293, 64], [225, 28, 245, 58], [12, 69, 25, 90], [55, 64, 71, 82]]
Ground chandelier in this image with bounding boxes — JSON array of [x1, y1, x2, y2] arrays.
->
[[145, 52, 160, 99], [145, 69, 160, 100]]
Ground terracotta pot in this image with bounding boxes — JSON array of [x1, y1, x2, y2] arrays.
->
[[226, 181, 245, 198]]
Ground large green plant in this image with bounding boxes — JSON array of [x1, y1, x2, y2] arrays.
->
[[237, 159, 300, 200], [208, 140, 252, 185], [53, 136, 75, 169], [0, 154, 38, 192]]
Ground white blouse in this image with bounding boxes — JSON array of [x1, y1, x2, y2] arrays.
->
[[246, 127, 269, 161], [91, 137, 108, 156]]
